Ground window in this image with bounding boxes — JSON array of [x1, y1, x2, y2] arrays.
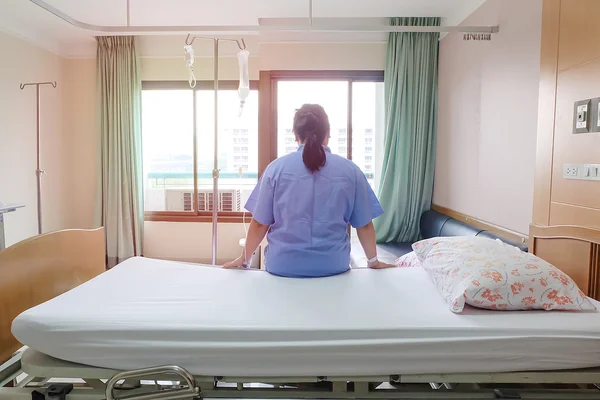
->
[[142, 72, 383, 223], [273, 73, 384, 191], [142, 81, 258, 221], [352, 82, 384, 189], [277, 81, 349, 159]]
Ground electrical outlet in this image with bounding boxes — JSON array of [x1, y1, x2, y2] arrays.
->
[[583, 164, 600, 180], [574, 99, 592, 134], [563, 164, 580, 179], [563, 163, 600, 180], [592, 98, 600, 132]]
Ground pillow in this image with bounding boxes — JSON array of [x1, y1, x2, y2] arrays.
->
[[412, 236, 596, 313], [394, 251, 421, 268]]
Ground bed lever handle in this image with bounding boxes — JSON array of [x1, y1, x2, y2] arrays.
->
[[105, 365, 200, 400], [31, 383, 73, 400]]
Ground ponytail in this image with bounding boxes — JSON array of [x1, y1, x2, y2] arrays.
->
[[293, 104, 330, 173], [302, 131, 326, 173]]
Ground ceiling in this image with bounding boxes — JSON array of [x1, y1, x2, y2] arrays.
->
[[0, 0, 487, 58]]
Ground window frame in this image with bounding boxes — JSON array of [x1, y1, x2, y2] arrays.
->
[[142, 80, 259, 223]]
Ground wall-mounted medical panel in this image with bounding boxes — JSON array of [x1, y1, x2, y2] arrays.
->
[[573, 99, 591, 134]]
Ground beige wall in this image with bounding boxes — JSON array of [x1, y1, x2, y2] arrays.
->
[[0, 31, 67, 246], [62, 59, 97, 229], [434, 0, 542, 235]]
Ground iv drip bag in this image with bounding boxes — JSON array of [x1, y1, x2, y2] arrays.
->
[[237, 49, 250, 115], [184, 45, 196, 88]]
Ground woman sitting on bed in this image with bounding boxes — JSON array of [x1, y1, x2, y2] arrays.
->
[[223, 103, 395, 277]]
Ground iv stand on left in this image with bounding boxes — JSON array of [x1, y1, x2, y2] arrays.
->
[[20, 81, 57, 235], [185, 35, 246, 266]]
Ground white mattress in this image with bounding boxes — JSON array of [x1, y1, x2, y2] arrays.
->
[[11, 257, 600, 377]]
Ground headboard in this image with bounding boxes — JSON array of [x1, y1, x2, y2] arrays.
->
[[530, 225, 600, 300], [0, 228, 106, 364]]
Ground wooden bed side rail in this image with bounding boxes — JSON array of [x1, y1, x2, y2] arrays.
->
[[0, 228, 106, 365], [530, 224, 600, 300]]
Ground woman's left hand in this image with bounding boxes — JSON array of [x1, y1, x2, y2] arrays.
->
[[222, 256, 247, 269]]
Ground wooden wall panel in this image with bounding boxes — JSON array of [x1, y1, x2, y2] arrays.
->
[[532, 0, 600, 301], [551, 59, 600, 212], [550, 202, 600, 230], [534, 238, 591, 295], [557, 0, 600, 72], [533, 0, 600, 233], [532, 0, 561, 226]]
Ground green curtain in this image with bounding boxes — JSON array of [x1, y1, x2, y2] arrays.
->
[[375, 17, 440, 243], [96, 36, 144, 267]]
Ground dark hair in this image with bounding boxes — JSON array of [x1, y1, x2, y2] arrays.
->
[[293, 104, 330, 173]]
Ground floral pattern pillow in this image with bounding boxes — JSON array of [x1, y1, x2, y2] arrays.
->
[[395, 251, 421, 268], [412, 236, 596, 313]]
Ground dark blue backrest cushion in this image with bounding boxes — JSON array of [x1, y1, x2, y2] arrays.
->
[[420, 210, 450, 239], [419, 210, 529, 252], [439, 218, 484, 237]]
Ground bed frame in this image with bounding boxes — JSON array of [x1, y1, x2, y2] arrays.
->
[[2, 227, 600, 400]]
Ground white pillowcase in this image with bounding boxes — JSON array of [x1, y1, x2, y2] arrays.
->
[[412, 236, 596, 313], [394, 251, 421, 268]]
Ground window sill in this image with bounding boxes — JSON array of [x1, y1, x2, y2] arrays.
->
[[144, 212, 252, 224]]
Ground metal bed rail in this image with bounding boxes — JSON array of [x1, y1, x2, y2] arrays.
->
[[2, 359, 600, 400]]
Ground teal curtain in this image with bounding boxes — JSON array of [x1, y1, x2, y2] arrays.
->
[[375, 17, 440, 243], [96, 36, 144, 267]]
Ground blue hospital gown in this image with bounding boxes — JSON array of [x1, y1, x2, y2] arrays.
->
[[245, 145, 384, 278]]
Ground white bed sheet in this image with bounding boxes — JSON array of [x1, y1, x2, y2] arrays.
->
[[11, 257, 600, 377]]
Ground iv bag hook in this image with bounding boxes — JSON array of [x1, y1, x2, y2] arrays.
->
[[185, 34, 246, 50], [20, 81, 57, 90]]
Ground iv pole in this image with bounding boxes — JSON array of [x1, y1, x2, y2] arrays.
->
[[185, 35, 246, 266], [19, 81, 57, 235]]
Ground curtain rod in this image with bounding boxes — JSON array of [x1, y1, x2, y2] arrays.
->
[[29, 0, 499, 35]]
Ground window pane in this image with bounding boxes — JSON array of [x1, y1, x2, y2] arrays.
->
[[142, 90, 194, 212], [196, 90, 259, 212], [277, 81, 348, 158], [352, 82, 385, 191]]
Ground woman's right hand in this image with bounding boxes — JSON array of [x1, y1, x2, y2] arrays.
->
[[368, 260, 396, 269], [222, 256, 247, 269]]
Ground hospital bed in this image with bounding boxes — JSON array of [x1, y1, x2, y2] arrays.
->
[[2, 225, 600, 400]]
